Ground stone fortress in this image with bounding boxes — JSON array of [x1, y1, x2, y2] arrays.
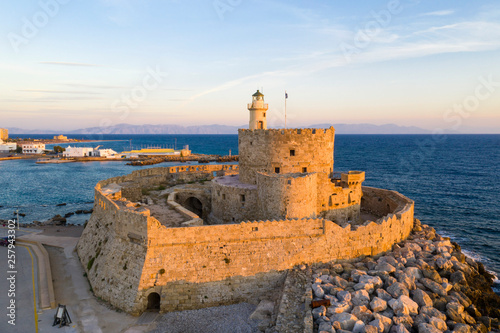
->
[[77, 91, 415, 316]]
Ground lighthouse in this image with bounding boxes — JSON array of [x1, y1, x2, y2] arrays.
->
[[247, 90, 268, 130]]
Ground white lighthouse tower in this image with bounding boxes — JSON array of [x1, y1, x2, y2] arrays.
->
[[247, 90, 268, 130]]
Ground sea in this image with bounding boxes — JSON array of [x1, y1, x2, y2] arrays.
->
[[1, 133, 499, 291]]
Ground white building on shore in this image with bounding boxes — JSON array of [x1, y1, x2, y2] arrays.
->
[[22, 142, 46, 154], [63, 146, 94, 157], [0, 139, 16, 152], [63, 146, 118, 158], [91, 148, 117, 158]]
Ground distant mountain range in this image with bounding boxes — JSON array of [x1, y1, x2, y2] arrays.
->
[[7, 123, 436, 135]]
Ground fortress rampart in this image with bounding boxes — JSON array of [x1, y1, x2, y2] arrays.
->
[[238, 128, 335, 184], [76, 93, 418, 317], [77, 164, 414, 314]]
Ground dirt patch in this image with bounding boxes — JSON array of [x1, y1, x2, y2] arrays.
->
[[39, 225, 84, 237]]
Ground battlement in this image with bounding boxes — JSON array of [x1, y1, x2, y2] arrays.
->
[[341, 171, 365, 185], [238, 127, 335, 184], [238, 127, 334, 136]]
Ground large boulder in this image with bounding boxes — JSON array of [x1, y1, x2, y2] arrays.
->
[[447, 307, 465, 324], [327, 302, 351, 315], [352, 320, 366, 333], [312, 305, 326, 319], [428, 316, 447, 331], [450, 271, 467, 285], [422, 269, 443, 284], [452, 323, 471, 333], [447, 302, 464, 314], [376, 289, 393, 302], [388, 295, 418, 316], [411, 289, 433, 308], [351, 305, 374, 324], [352, 290, 370, 307], [354, 282, 375, 293], [436, 257, 453, 270], [387, 282, 409, 298], [375, 262, 397, 274], [370, 297, 388, 313], [420, 278, 447, 296], [417, 323, 442, 333], [395, 271, 416, 290], [370, 313, 392, 333], [313, 283, 325, 298], [420, 306, 447, 321], [337, 290, 351, 303], [331, 263, 344, 274], [331, 312, 358, 331], [318, 321, 335, 333], [352, 269, 368, 282], [360, 275, 384, 289], [392, 323, 410, 333], [332, 276, 349, 289], [364, 325, 379, 333], [392, 315, 413, 330]]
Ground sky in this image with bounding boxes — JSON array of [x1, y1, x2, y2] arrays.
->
[[1, 0, 499, 133]]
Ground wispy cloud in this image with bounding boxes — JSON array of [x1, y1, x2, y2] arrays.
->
[[38, 61, 101, 67], [186, 14, 500, 102], [18, 89, 103, 95], [61, 83, 126, 90], [187, 70, 285, 102], [163, 88, 193, 91], [420, 10, 455, 17]]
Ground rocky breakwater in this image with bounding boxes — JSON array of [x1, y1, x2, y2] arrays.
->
[[310, 220, 500, 333]]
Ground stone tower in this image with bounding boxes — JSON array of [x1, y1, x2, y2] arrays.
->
[[247, 90, 268, 130]]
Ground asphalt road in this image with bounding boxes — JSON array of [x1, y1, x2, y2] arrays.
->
[[0, 242, 39, 333]]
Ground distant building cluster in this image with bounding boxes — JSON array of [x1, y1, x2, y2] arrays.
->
[[120, 145, 191, 158], [53, 135, 68, 141]]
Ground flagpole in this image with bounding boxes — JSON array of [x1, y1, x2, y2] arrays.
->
[[285, 90, 287, 129]]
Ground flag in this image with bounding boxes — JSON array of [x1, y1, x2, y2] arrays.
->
[[285, 92, 288, 99]]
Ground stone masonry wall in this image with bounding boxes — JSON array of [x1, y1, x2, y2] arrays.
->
[[77, 185, 150, 313], [77, 165, 414, 315], [136, 187, 413, 314], [210, 175, 258, 224], [256, 172, 318, 220], [238, 128, 335, 184]]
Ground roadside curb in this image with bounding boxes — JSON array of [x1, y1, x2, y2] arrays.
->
[[18, 239, 56, 309]]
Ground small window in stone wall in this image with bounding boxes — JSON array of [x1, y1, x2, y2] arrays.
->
[[252, 227, 258, 232], [288, 180, 292, 185], [240, 194, 245, 202], [290, 149, 295, 156], [302, 167, 307, 173], [222, 194, 226, 200], [275, 167, 280, 174]]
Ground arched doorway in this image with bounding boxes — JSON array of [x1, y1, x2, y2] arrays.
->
[[184, 197, 203, 217], [147, 292, 161, 311]]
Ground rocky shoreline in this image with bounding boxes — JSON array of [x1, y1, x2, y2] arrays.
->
[[309, 219, 500, 333]]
